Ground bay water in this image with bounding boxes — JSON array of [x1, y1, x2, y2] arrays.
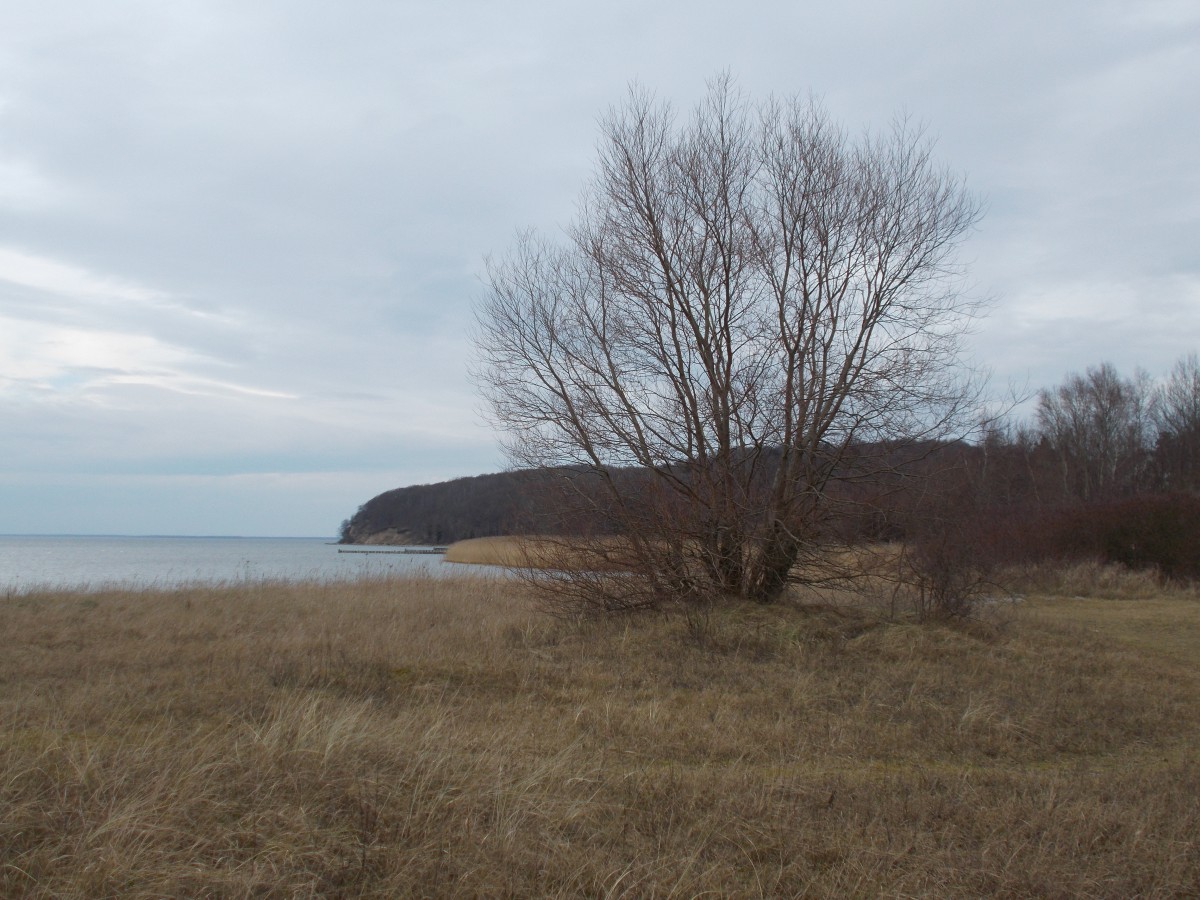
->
[[0, 535, 489, 592]]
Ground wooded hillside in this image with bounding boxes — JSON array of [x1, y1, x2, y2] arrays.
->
[[339, 471, 537, 545]]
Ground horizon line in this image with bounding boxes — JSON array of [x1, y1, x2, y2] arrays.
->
[[0, 533, 336, 540]]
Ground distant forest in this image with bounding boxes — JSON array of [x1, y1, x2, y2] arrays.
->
[[339, 470, 553, 546]]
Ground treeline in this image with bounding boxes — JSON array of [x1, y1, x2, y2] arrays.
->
[[343, 354, 1200, 577], [886, 354, 1200, 579]]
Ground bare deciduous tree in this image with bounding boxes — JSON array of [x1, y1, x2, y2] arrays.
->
[[1153, 352, 1200, 491], [1036, 362, 1153, 502], [475, 78, 984, 609]]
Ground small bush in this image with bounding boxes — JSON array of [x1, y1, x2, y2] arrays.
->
[[898, 524, 1003, 620]]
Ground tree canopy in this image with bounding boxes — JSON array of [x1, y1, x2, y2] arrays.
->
[[475, 78, 984, 608]]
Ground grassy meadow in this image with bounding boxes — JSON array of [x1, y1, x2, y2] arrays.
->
[[2, 566, 1199, 897]]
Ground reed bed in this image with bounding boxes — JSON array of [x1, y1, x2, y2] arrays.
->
[[1, 572, 1198, 897], [442, 535, 623, 570], [441, 535, 546, 567]]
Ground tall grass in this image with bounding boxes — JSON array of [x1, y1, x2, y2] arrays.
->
[[2, 573, 1198, 897]]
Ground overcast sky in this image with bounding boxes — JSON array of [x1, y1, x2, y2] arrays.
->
[[1, 0, 1197, 536]]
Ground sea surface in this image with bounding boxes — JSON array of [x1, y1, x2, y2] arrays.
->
[[0, 535, 490, 592]]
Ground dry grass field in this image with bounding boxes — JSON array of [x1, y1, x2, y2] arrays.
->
[[2, 567, 1198, 897]]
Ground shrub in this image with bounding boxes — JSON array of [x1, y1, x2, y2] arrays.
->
[[989, 493, 1200, 580]]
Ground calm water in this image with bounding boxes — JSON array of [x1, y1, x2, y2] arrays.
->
[[0, 535, 489, 592]]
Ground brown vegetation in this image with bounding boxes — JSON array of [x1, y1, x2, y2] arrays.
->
[[442, 535, 558, 567], [443, 534, 657, 574], [2, 572, 1198, 897]]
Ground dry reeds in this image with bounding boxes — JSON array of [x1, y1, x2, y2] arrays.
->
[[442, 534, 626, 571], [2, 573, 1198, 896], [442, 535, 549, 567]]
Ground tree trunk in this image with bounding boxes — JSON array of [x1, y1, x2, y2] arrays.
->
[[744, 522, 800, 603]]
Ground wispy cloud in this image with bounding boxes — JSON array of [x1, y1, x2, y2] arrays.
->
[[0, 245, 166, 304]]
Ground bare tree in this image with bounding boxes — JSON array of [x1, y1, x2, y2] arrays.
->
[[1153, 352, 1200, 491], [1036, 363, 1153, 502], [475, 78, 984, 608]]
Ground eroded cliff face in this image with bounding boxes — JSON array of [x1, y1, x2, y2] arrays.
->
[[349, 528, 418, 546]]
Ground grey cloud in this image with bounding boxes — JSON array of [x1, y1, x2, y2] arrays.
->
[[0, 0, 1196, 533]]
